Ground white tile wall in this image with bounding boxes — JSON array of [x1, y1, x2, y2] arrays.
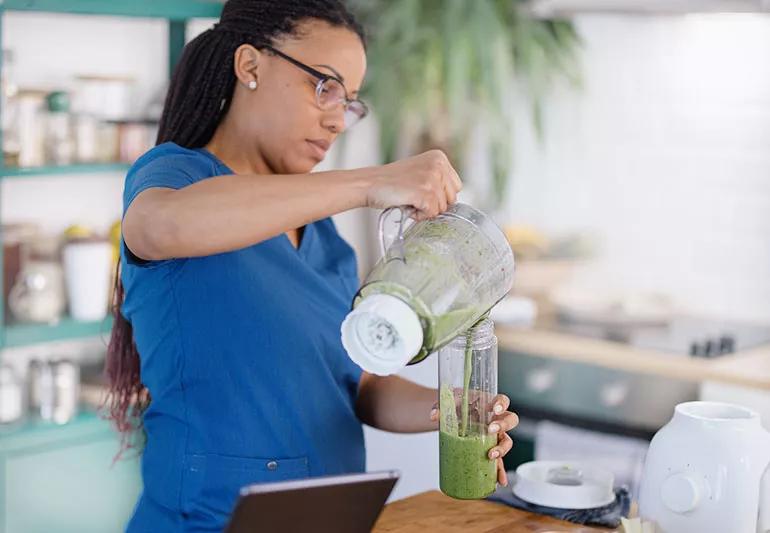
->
[[505, 14, 770, 323]]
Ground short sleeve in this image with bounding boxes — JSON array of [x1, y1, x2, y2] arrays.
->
[[123, 154, 198, 215], [121, 144, 218, 267]]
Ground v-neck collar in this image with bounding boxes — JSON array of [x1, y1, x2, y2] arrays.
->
[[283, 224, 314, 255], [195, 147, 315, 257]]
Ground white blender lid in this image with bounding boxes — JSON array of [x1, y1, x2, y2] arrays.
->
[[340, 294, 423, 376], [512, 461, 615, 510]]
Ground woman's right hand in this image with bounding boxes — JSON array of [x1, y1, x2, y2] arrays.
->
[[364, 150, 463, 220]]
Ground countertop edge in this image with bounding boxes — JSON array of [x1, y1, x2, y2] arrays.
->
[[495, 326, 770, 391]]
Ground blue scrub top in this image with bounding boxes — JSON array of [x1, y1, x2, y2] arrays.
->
[[120, 143, 365, 532]]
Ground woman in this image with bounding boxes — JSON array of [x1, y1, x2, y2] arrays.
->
[[106, 1, 519, 531]]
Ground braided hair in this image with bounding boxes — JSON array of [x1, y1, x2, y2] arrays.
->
[[105, 0, 365, 451], [159, 0, 365, 146]]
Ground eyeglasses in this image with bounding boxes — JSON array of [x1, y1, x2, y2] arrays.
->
[[263, 45, 368, 130]]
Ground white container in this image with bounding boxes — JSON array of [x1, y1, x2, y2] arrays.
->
[[29, 359, 79, 425], [73, 75, 134, 121], [75, 114, 99, 163], [0, 364, 24, 425], [639, 401, 770, 533], [62, 240, 112, 321], [16, 90, 46, 167]]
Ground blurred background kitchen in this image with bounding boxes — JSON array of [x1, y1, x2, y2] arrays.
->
[[1, 1, 769, 531]]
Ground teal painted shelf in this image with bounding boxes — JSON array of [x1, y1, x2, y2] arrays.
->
[[0, 410, 107, 454], [0, 0, 224, 19], [0, 162, 131, 178], [4, 316, 113, 348], [0, 408, 143, 532]]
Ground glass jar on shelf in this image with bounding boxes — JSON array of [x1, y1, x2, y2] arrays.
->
[[44, 91, 75, 165], [1, 49, 21, 167], [15, 89, 46, 168], [8, 235, 66, 324]]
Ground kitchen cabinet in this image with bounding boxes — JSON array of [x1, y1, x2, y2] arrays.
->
[[0, 411, 141, 533]]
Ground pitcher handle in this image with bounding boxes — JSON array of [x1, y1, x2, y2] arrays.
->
[[378, 206, 415, 263]]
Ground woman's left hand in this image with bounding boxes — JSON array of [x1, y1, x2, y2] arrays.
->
[[430, 393, 519, 486]]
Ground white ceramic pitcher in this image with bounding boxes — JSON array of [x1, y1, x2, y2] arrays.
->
[[639, 401, 770, 533]]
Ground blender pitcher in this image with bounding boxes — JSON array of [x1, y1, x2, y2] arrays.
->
[[340, 203, 514, 375]]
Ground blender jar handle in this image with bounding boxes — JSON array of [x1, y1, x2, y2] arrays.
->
[[378, 206, 415, 263]]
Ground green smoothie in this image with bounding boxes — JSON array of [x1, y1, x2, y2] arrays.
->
[[439, 428, 497, 499]]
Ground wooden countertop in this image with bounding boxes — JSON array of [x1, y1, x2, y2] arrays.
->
[[373, 491, 614, 532], [495, 325, 770, 391]]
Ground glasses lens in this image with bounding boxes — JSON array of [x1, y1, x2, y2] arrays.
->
[[344, 100, 369, 129], [317, 78, 368, 129], [317, 78, 346, 110]]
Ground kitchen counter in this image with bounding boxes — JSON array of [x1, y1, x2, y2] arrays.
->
[[373, 490, 613, 532], [495, 325, 770, 390]]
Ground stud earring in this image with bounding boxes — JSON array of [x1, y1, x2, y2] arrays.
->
[[248, 80, 257, 91]]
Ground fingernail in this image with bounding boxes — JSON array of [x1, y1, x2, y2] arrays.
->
[[490, 450, 500, 459], [489, 424, 500, 433], [494, 404, 503, 414]]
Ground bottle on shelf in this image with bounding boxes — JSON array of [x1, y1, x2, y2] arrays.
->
[[44, 91, 75, 166], [1, 49, 21, 167]]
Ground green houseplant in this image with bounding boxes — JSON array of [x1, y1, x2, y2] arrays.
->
[[351, 0, 580, 206]]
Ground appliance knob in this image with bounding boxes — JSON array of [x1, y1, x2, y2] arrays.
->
[[719, 335, 735, 354], [689, 341, 700, 357], [599, 381, 629, 408], [525, 368, 557, 394], [661, 473, 704, 514]]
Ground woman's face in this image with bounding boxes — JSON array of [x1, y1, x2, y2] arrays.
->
[[230, 19, 367, 175]]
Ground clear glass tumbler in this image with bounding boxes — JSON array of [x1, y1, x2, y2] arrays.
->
[[438, 318, 498, 499]]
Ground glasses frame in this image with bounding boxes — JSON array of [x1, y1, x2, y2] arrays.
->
[[263, 45, 368, 126]]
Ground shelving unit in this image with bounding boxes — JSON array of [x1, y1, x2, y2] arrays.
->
[[4, 316, 113, 347], [0, 162, 131, 178], [2, 0, 225, 19], [0, 7, 222, 528], [0, 1, 223, 348]]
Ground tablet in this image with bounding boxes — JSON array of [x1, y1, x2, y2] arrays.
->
[[225, 470, 400, 533]]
